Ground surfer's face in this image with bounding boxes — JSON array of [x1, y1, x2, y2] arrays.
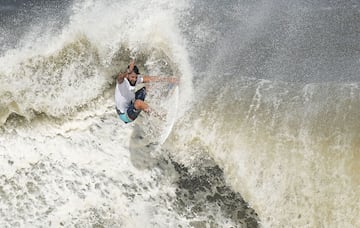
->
[[127, 72, 138, 86]]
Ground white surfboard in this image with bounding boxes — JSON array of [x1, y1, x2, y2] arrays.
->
[[130, 82, 179, 158], [158, 85, 178, 144]]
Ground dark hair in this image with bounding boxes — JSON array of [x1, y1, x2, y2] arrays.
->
[[128, 65, 140, 74]]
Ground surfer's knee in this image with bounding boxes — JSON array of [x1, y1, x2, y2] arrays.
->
[[134, 100, 149, 112]]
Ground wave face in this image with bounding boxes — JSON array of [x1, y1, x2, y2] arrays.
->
[[1, 0, 359, 227], [175, 0, 360, 227]]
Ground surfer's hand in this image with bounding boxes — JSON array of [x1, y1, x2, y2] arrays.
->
[[128, 59, 135, 73]]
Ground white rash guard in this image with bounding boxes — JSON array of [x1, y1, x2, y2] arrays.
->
[[115, 76, 143, 113]]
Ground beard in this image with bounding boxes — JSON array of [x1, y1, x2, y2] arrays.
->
[[129, 80, 136, 86], [126, 76, 137, 86]]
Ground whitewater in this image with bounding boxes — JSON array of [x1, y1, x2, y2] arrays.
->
[[0, 0, 359, 227]]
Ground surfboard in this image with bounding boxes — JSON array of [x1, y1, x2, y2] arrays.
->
[[144, 82, 178, 145], [157, 85, 178, 144], [129, 82, 179, 159]]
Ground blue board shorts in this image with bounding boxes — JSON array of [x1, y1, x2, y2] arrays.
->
[[117, 87, 146, 124], [118, 112, 134, 123]]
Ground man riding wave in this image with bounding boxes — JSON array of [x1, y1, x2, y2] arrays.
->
[[115, 59, 178, 123]]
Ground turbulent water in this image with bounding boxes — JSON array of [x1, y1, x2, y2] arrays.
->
[[1, 0, 359, 227]]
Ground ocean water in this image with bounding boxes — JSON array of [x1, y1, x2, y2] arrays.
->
[[0, 0, 359, 227]]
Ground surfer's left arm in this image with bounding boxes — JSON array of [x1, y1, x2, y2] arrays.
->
[[142, 75, 179, 84]]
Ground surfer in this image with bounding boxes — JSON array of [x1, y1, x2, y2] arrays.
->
[[115, 59, 178, 123]]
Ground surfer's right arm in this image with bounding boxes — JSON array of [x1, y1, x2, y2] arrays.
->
[[117, 59, 135, 84], [127, 59, 135, 73], [117, 72, 127, 84], [118, 59, 135, 83]]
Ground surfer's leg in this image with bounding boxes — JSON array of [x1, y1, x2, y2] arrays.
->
[[126, 100, 149, 121], [133, 100, 149, 112]]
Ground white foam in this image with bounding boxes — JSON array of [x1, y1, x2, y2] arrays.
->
[[0, 0, 197, 227]]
